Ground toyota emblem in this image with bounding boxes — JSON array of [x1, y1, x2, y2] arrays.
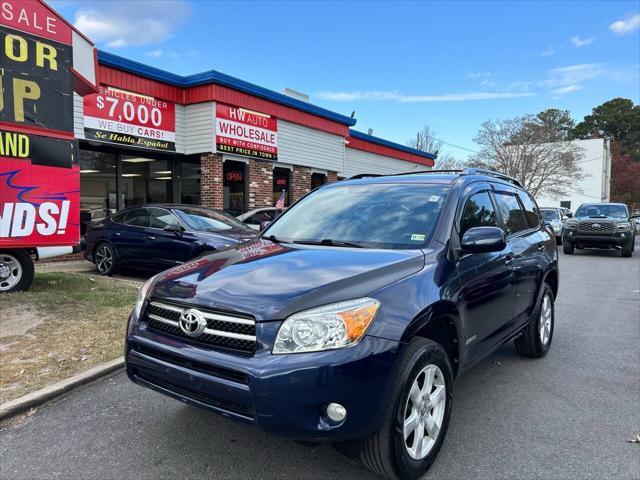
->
[[179, 308, 207, 337], [592, 223, 600, 228]]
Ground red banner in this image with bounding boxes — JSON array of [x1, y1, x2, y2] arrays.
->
[[0, 157, 80, 248], [83, 86, 176, 151], [216, 104, 278, 160], [0, 0, 72, 44]]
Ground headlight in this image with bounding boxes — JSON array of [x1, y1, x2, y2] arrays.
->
[[273, 297, 381, 354], [552, 222, 562, 230], [617, 222, 631, 230], [134, 274, 159, 319], [566, 219, 578, 229]]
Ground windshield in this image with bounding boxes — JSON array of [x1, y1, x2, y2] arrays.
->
[[575, 204, 628, 219], [263, 183, 450, 249], [540, 209, 561, 222], [174, 208, 249, 231]]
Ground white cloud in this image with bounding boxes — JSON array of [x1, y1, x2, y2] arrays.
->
[[539, 64, 605, 89], [316, 90, 534, 103], [540, 47, 556, 56], [466, 72, 493, 79], [570, 36, 595, 47], [551, 84, 583, 96], [146, 49, 163, 58], [73, 1, 191, 48], [609, 14, 640, 35]]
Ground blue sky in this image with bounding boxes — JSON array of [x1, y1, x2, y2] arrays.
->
[[53, 0, 639, 159]]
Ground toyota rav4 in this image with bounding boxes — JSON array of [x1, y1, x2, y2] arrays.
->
[[125, 169, 558, 480]]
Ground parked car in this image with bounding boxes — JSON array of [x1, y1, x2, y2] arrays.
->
[[540, 207, 566, 244], [563, 202, 636, 257], [237, 207, 284, 230], [125, 169, 558, 480], [85, 204, 256, 275]]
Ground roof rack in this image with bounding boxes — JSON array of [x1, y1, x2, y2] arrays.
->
[[346, 168, 522, 187], [461, 168, 522, 187]]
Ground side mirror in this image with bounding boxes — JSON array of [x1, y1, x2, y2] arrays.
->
[[260, 220, 272, 230], [164, 223, 183, 234], [565, 212, 573, 218], [461, 226, 506, 254]]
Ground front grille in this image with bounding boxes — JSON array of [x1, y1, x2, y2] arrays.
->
[[144, 300, 256, 353], [577, 221, 616, 233], [133, 344, 249, 384], [134, 369, 253, 418]]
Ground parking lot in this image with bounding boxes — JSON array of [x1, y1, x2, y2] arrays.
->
[[1, 240, 639, 480]]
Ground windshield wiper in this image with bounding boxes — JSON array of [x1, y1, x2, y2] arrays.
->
[[262, 234, 283, 243], [293, 238, 366, 248]]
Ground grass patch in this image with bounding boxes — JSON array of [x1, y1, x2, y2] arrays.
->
[[0, 272, 139, 403]]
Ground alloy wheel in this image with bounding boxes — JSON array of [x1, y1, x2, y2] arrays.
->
[[0, 254, 22, 291], [403, 364, 446, 460], [539, 294, 552, 345], [95, 245, 113, 274]]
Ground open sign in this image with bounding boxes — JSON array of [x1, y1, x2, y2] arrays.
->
[[226, 171, 243, 182]]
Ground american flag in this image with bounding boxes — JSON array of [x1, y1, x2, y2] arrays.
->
[[276, 190, 286, 209]]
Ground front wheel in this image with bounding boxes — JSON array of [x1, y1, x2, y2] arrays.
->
[[94, 243, 118, 276], [562, 240, 574, 254], [621, 240, 633, 258], [0, 250, 35, 293], [515, 284, 554, 358], [359, 338, 453, 480]]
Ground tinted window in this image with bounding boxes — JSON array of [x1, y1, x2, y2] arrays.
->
[[460, 191, 498, 236], [575, 204, 628, 219], [121, 208, 149, 227], [518, 192, 540, 228], [494, 193, 528, 235], [245, 210, 275, 226], [265, 183, 450, 249], [148, 208, 180, 229], [540, 208, 561, 222]]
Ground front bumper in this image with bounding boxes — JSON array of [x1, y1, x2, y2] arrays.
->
[[564, 230, 631, 246], [125, 313, 401, 441]]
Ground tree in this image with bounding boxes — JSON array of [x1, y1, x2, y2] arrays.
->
[[469, 114, 585, 197], [407, 125, 465, 170], [610, 142, 640, 209], [570, 98, 640, 161]]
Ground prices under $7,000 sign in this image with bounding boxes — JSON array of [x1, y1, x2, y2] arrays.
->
[[216, 104, 278, 160], [83, 87, 176, 152]]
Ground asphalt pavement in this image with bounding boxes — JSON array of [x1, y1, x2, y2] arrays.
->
[[2, 240, 639, 480]]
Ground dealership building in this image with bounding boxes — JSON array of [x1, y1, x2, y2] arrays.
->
[[75, 51, 435, 232]]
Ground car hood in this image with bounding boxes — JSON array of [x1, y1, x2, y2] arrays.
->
[[195, 229, 256, 244], [150, 239, 425, 321]]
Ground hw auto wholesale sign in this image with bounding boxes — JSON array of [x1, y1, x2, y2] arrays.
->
[[84, 86, 176, 152], [0, 0, 81, 248], [216, 104, 278, 160]]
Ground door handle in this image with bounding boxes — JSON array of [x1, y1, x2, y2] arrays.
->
[[505, 253, 514, 265], [537, 243, 545, 252], [147, 235, 156, 240], [114, 232, 121, 236]]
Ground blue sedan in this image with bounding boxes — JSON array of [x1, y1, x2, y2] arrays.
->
[[85, 204, 256, 275]]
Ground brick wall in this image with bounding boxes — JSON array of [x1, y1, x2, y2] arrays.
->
[[291, 166, 312, 202], [35, 252, 85, 263], [327, 171, 338, 183], [200, 154, 224, 209], [248, 158, 274, 209]]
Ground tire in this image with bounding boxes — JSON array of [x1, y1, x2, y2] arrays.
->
[[621, 240, 633, 258], [562, 240, 574, 255], [359, 338, 454, 480], [556, 236, 562, 246], [94, 242, 118, 276], [514, 284, 554, 358], [0, 250, 34, 293]]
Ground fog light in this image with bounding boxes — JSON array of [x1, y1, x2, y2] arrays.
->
[[621, 233, 626, 238], [326, 403, 347, 423]]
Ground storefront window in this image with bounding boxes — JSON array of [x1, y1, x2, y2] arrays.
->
[[79, 150, 117, 234], [223, 160, 246, 215], [122, 155, 173, 207], [180, 157, 201, 205], [273, 167, 290, 207], [311, 172, 327, 189]]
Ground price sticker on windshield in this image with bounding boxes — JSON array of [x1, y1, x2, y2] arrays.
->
[[410, 234, 426, 241]]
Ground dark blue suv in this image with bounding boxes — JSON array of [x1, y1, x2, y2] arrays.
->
[[125, 169, 558, 480]]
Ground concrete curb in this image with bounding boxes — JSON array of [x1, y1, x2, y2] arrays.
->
[[0, 357, 124, 421]]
